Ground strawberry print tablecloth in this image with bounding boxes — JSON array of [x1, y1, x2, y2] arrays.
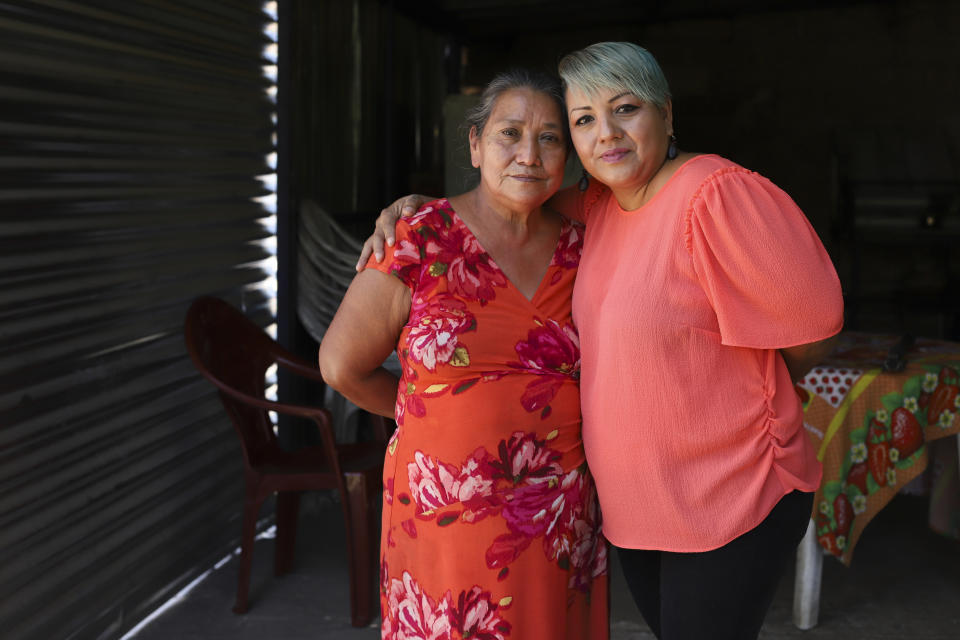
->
[[797, 331, 960, 565]]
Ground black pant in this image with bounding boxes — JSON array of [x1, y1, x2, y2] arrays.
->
[[616, 490, 813, 640]]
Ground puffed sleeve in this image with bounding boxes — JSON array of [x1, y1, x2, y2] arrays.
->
[[685, 167, 844, 349], [364, 216, 422, 291]]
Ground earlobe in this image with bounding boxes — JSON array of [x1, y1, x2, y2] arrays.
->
[[468, 126, 481, 168], [662, 99, 674, 135]]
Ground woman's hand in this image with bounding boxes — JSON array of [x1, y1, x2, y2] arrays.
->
[[356, 194, 435, 270]]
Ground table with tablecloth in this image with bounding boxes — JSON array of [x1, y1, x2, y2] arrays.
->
[[797, 331, 960, 565]]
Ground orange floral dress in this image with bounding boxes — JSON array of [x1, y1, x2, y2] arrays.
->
[[368, 199, 608, 640]]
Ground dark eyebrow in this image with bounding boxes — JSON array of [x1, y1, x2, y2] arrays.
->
[[570, 92, 634, 113], [497, 118, 563, 129]]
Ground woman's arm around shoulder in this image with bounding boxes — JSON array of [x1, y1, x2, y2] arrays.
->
[[318, 269, 411, 417], [356, 194, 435, 269]]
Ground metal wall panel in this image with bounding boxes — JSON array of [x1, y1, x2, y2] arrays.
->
[[0, 1, 278, 638]]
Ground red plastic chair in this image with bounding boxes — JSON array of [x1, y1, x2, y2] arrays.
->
[[184, 296, 388, 626]]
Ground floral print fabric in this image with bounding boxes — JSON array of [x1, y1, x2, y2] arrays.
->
[[368, 199, 608, 640]]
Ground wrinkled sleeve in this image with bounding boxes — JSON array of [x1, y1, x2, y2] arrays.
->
[[685, 168, 844, 349], [364, 217, 421, 292]]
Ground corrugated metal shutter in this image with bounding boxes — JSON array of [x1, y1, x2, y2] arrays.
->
[[0, 2, 278, 638]]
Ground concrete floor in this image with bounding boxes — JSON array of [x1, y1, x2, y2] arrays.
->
[[127, 493, 959, 640]]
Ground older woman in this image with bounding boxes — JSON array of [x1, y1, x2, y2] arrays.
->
[[363, 43, 844, 639], [318, 69, 608, 640]]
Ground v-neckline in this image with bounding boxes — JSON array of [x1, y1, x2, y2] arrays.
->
[[444, 199, 565, 305]]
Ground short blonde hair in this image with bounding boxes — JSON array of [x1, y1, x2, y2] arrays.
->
[[558, 42, 671, 109]]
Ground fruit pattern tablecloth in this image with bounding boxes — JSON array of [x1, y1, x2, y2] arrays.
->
[[797, 332, 960, 565]]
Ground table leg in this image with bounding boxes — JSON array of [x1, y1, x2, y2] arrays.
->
[[793, 518, 823, 630]]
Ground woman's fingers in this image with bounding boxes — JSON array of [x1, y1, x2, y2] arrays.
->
[[355, 194, 432, 270], [378, 205, 404, 248], [355, 235, 381, 271]]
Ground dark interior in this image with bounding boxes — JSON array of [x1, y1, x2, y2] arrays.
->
[[288, 0, 960, 342]]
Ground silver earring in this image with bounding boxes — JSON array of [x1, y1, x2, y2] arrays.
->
[[579, 168, 589, 191], [667, 134, 678, 160]]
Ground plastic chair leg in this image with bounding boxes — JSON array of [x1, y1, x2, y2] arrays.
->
[[345, 472, 374, 627], [234, 490, 263, 614], [792, 518, 823, 629], [275, 490, 301, 576]]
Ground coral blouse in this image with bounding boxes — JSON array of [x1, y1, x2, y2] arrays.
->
[[570, 154, 843, 551]]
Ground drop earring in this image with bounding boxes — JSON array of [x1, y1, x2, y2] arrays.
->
[[579, 168, 589, 191], [667, 134, 678, 160]]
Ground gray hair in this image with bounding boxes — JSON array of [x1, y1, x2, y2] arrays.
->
[[463, 68, 569, 146], [558, 42, 671, 109]]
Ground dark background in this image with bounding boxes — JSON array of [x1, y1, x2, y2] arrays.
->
[[290, 0, 960, 340]]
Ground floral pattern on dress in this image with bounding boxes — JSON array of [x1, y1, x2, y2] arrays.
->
[[389, 204, 584, 423], [391, 200, 507, 305], [382, 570, 454, 640], [407, 294, 476, 372], [511, 319, 581, 418], [393, 355, 426, 427], [398, 431, 605, 594], [406, 450, 493, 520], [372, 198, 608, 640], [381, 568, 512, 640], [447, 233, 508, 304], [548, 221, 584, 284]]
